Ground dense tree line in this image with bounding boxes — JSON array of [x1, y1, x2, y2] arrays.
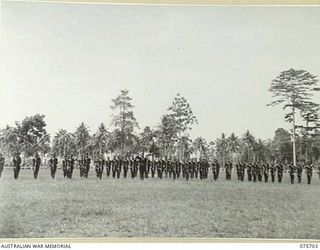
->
[[0, 69, 319, 166]]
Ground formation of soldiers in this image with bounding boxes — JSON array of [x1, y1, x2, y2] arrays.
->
[[233, 162, 314, 185], [1, 152, 319, 185]]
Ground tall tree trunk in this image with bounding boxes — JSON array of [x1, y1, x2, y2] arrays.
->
[[120, 107, 124, 158], [222, 151, 225, 168], [22, 155, 26, 167], [305, 120, 309, 163], [292, 106, 297, 166], [178, 132, 182, 161], [232, 152, 236, 167]]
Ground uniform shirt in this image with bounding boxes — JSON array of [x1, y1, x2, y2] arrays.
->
[[13, 156, 22, 167]]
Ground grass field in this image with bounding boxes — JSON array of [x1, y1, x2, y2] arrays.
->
[[0, 167, 319, 239]]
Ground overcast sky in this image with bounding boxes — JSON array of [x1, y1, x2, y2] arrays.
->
[[1, 2, 320, 142]]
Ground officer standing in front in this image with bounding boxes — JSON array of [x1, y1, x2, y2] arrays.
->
[[32, 152, 41, 180]]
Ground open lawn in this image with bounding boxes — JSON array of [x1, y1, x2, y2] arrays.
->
[[0, 168, 319, 239]]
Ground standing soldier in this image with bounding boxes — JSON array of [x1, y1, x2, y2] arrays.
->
[[181, 161, 186, 178], [171, 160, 176, 180], [151, 160, 156, 178], [296, 164, 303, 184], [49, 153, 58, 179], [84, 153, 91, 178], [176, 161, 181, 179], [13, 152, 22, 179], [251, 163, 256, 182], [70, 154, 75, 178], [288, 163, 295, 184], [199, 160, 203, 180], [116, 158, 122, 179], [247, 163, 252, 181], [0, 153, 4, 178], [79, 155, 84, 177], [225, 162, 228, 180], [32, 152, 41, 180], [215, 160, 221, 181], [189, 160, 193, 179], [240, 162, 245, 182], [105, 157, 111, 177], [236, 163, 241, 180], [94, 159, 100, 179], [276, 163, 284, 183], [66, 155, 71, 178], [184, 161, 189, 181], [134, 157, 139, 178], [95, 156, 104, 180], [145, 158, 150, 179], [162, 159, 167, 178], [188, 161, 193, 180], [62, 155, 68, 178], [111, 157, 116, 178], [157, 159, 163, 179], [130, 157, 135, 179], [215, 159, 220, 180], [202, 160, 207, 180], [123, 158, 129, 178], [257, 163, 263, 182], [67, 154, 75, 179], [139, 157, 146, 180], [196, 161, 201, 179], [305, 163, 313, 185], [225, 161, 232, 180], [167, 159, 172, 178], [270, 163, 276, 183], [211, 161, 217, 181], [263, 163, 269, 183], [204, 160, 210, 179]]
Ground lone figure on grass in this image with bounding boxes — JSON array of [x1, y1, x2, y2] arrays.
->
[[32, 152, 41, 180], [305, 163, 313, 185], [13, 152, 22, 180], [49, 153, 58, 179]]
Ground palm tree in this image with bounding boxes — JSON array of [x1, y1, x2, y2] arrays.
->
[[180, 136, 193, 161], [0, 125, 21, 157], [52, 129, 76, 158], [139, 126, 157, 157], [193, 137, 208, 160], [227, 133, 240, 166], [74, 122, 90, 157], [156, 114, 178, 159], [208, 141, 215, 162], [254, 139, 268, 162], [215, 133, 228, 167], [124, 133, 140, 157], [109, 128, 139, 157], [242, 130, 256, 162], [89, 123, 111, 159]]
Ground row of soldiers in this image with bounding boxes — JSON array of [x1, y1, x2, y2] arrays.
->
[[233, 162, 314, 184], [46, 154, 213, 181], [9, 152, 42, 180], [92, 156, 213, 181], [1, 152, 319, 185], [0, 152, 42, 180], [46, 154, 320, 185]]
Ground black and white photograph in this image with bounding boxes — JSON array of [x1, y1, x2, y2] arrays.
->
[[0, 1, 320, 240]]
